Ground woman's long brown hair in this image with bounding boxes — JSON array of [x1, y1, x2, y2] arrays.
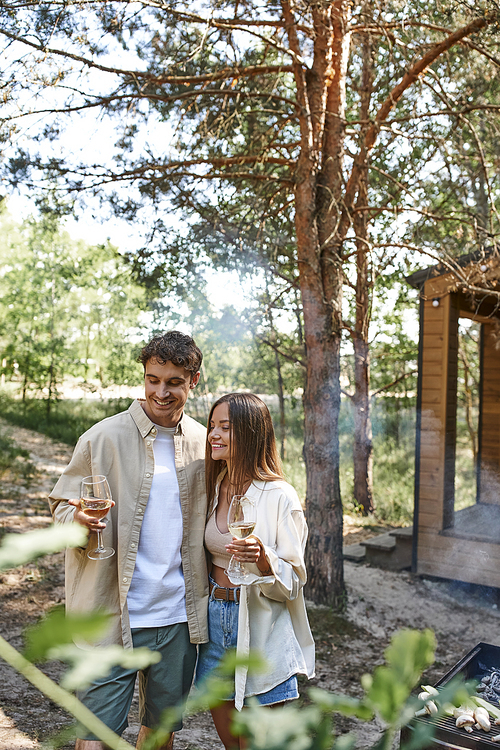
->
[[205, 393, 284, 506]]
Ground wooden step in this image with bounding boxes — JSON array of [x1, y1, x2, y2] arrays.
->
[[360, 527, 413, 571], [343, 543, 366, 562], [363, 532, 396, 552]]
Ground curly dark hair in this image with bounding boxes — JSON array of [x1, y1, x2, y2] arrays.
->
[[138, 331, 203, 376]]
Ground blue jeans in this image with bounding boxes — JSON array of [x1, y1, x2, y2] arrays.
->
[[196, 579, 298, 705]]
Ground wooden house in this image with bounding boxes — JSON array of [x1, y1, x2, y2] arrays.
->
[[408, 250, 500, 588]]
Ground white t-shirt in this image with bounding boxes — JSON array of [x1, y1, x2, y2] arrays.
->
[[127, 426, 187, 627]]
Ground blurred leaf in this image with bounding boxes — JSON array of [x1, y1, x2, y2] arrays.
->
[[140, 674, 237, 750], [214, 648, 267, 676], [48, 644, 161, 690], [384, 629, 436, 689], [232, 700, 325, 750], [308, 687, 374, 720], [401, 718, 441, 750], [333, 734, 356, 750], [0, 524, 88, 571], [369, 730, 393, 750], [365, 665, 411, 723], [24, 606, 112, 662], [39, 723, 76, 750], [363, 630, 436, 723]]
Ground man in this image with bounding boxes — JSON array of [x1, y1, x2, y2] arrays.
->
[[49, 331, 208, 750]]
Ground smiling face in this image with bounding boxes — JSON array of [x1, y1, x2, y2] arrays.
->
[[208, 402, 232, 468], [143, 358, 200, 428]]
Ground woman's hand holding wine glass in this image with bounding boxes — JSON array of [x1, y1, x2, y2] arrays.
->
[[225, 494, 259, 584]]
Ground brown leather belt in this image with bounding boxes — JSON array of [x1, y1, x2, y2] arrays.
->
[[209, 581, 240, 603]]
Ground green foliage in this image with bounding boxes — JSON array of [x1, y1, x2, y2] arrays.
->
[[308, 689, 374, 720], [235, 698, 335, 750], [53, 643, 162, 691], [24, 605, 161, 690], [0, 429, 36, 484], [141, 650, 268, 750], [141, 630, 442, 750], [0, 529, 158, 745], [362, 630, 436, 723], [217, 629, 451, 750], [0, 525, 145, 749], [340, 401, 416, 525], [0, 525, 88, 571], [23, 605, 112, 663], [0, 207, 149, 403], [0, 393, 133, 445], [366, 277, 419, 401], [370, 442, 415, 525]]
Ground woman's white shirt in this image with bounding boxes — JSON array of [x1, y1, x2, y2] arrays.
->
[[209, 477, 315, 710]]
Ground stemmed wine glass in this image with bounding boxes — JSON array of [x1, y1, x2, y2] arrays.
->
[[80, 475, 114, 560], [225, 495, 256, 585]]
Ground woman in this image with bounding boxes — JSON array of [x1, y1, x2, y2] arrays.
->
[[196, 393, 315, 750]]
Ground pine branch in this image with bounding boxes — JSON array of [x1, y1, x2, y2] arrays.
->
[[371, 370, 417, 398], [256, 334, 306, 367], [5, 89, 300, 122], [351, 20, 500, 68], [0, 28, 293, 84], [338, 12, 496, 242], [47, 163, 294, 189]]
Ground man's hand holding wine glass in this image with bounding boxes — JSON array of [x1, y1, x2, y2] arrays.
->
[[67, 497, 115, 531]]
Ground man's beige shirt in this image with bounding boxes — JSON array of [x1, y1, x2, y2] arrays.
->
[[49, 399, 208, 648]]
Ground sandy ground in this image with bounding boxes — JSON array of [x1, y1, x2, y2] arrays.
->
[[1, 419, 500, 750]]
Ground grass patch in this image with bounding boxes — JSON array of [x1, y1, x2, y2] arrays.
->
[[340, 401, 416, 526], [307, 606, 365, 643], [0, 393, 133, 446], [306, 606, 372, 674], [0, 430, 37, 486]]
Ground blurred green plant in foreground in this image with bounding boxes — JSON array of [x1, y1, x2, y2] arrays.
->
[[0, 525, 471, 749], [142, 628, 469, 750]]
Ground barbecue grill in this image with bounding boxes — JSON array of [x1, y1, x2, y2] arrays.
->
[[401, 643, 500, 750]]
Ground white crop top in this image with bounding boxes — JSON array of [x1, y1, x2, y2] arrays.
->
[[205, 511, 232, 569]]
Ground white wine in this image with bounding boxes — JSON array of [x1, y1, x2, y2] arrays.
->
[[80, 498, 112, 520], [228, 522, 256, 539]]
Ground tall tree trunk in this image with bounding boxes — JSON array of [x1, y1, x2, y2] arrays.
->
[[275, 349, 286, 461], [265, 282, 287, 460], [22, 367, 29, 402], [294, 125, 346, 608], [352, 27, 374, 515], [459, 340, 479, 465], [353, 338, 374, 513], [302, 315, 344, 607], [296, 167, 344, 605], [47, 271, 56, 418], [283, 0, 349, 608]]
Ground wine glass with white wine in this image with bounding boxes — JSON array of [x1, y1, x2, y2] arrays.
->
[[226, 494, 256, 584], [80, 475, 115, 560]]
